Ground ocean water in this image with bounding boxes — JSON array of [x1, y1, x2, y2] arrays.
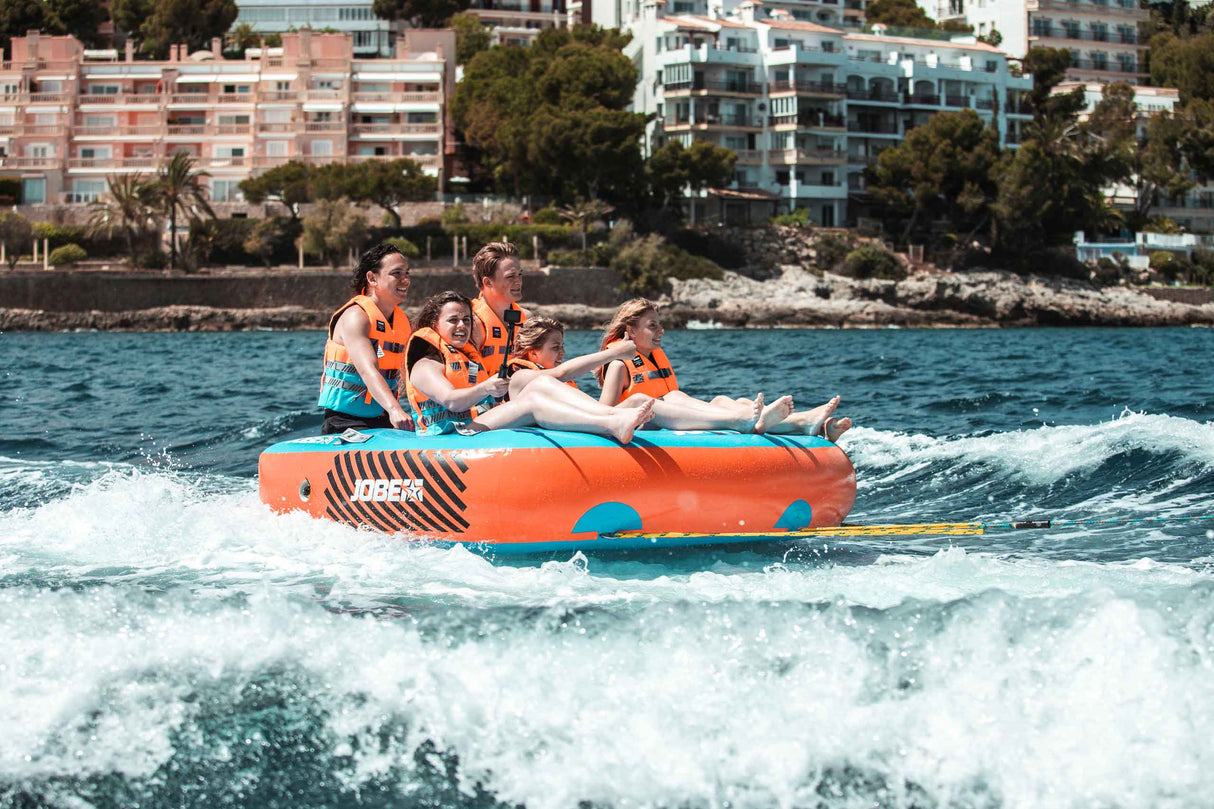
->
[[2, 327, 1214, 809]]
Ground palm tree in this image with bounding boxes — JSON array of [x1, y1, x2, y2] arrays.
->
[[86, 174, 158, 267], [227, 23, 261, 55], [155, 152, 215, 270], [557, 198, 614, 263]]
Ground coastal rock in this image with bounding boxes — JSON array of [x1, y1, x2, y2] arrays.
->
[[0, 306, 328, 332]]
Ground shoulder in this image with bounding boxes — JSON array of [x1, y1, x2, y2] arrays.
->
[[334, 304, 371, 343], [407, 340, 443, 372]]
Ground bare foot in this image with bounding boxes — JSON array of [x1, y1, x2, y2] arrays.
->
[[755, 394, 794, 434], [732, 392, 764, 432], [782, 395, 840, 436], [823, 416, 852, 443], [612, 398, 655, 443]]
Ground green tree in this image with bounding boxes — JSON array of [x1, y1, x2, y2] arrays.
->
[[301, 198, 369, 267], [864, 0, 935, 28], [154, 152, 215, 270], [865, 110, 1001, 243], [557, 198, 613, 260], [0, 210, 32, 270], [0, 0, 50, 49], [372, 0, 466, 27], [313, 158, 435, 227], [243, 217, 287, 267], [452, 26, 644, 202], [226, 21, 260, 55], [450, 11, 490, 64], [86, 173, 158, 266], [1149, 32, 1214, 101], [112, 0, 237, 58], [1024, 46, 1085, 118], [646, 139, 737, 217], [49, 0, 108, 46], [239, 161, 313, 220]]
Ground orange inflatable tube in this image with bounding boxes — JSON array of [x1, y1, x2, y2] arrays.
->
[[258, 428, 856, 553]]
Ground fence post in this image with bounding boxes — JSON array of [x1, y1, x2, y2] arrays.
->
[[43, 238, 49, 270], [533, 234, 538, 262], [452, 235, 458, 267], [32, 239, 37, 263], [426, 235, 431, 261], [298, 240, 304, 269]]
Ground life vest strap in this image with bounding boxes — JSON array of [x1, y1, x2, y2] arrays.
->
[[322, 377, 369, 394]]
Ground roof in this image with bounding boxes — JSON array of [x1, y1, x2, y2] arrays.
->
[[667, 15, 719, 30], [709, 187, 780, 200], [695, 15, 753, 29], [762, 18, 843, 34], [844, 32, 1005, 54]]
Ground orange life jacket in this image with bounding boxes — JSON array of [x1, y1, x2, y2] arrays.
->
[[404, 327, 497, 433], [614, 343, 679, 402], [507, 356, 579, 388], [472, 296, 526, 376], [317, 295, 411, 418]]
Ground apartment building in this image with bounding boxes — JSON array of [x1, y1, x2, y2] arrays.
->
[[625, 0, 1032, 224], [235, 0, 393, 56], [466, 0, 568, 47], [1062, 82, 1214, 234], [924, 0, 1148, 85], [0, 29, 454, 207]]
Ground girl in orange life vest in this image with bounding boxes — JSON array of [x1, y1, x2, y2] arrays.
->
[[469, 241, 527, 377], [524, 318, 774, 433], [406, 292, 655, 442], [597, 299, 854, 440], [317, 243, 414, 435]]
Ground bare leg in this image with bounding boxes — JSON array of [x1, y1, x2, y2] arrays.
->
[[764, 396, 841, 436]]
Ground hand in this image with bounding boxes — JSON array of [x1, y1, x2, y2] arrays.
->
[[388, 407, 414, 431], [481, 376, 510, 399], [609, 340, 637, 359]]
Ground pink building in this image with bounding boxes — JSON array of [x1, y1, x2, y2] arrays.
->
[[0, 29, 455, 207]]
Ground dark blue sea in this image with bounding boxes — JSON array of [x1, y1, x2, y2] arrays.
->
[[2, 327, 1213, 808]]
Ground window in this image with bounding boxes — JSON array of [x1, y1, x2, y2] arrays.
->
[[214, 146, 245, 158], [21, 178, 45, 204], [217, 114, 251, 125], [311, 140, 334, 156], [87, 84, 120, 95], [353, 31, 375, 48], [71, 179, 106, 202], [79, 146, 111, 159], [211, 179, 243, 201], [26, 144, 51, 158], [222, 84, 251, 94], [266, 140, 288, 156], [275, 81, 291, 92], [263, 109, 291, 122], [83, 115, 115, 127]]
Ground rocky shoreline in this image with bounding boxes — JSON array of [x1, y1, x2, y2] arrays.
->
[[4, 266, 1212, 331]]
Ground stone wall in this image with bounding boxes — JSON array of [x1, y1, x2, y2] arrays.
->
[[1142, 287, 1213, 306], [0, 265, 622, 314]]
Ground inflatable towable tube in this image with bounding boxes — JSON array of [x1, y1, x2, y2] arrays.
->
[[258, 428, 856, 553]]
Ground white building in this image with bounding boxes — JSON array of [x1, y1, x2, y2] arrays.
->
[[1062, 81, 1214, 234], [624, 0, 1032, 224], [922, 0, 1147, 85], [466, 0, 569, 47], [235, 0, 394, 56]]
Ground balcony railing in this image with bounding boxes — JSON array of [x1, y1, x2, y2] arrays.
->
[[169, 94, 211, 105], [256, 122, 296, 133], [350, 91, 441, 104], [771, 148, 848, 164], [1070, 58, 1142, 73], [665, 113, 759, 127], [1032, 26, 1138, 43], [944, 95, 970, 107], [769, 112, 846, 128], [78, 93, 164, 105], [74, 124, 164, 136], [904, 93, 940, 105], [351, 123, 443, 135], [166, 124, 207, 135], [664, 79, 764, 94], [769, 80, 848, 95], [0, 156, 61, 169], [303, 121, 346, 132], [846, 87, 900, 102], [975, 97, 996, 110], [217, 93, 255, 103]]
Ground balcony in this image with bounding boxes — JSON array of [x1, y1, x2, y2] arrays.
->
[[664, 79, 764, 95], [217, 93, 256, 104], [351, 123, 442, 135], [769, 80, 847, 95], [74, 124, 164, 137], [215, 123, 253, 135], [350, 91, 441, 104], [0, 156, 61, 169], [904, 93, 940, 105], [304, 90, 345, 101], [169, 93, 211, 105], [261, 91, 298, 103], [732, 149, 763, 163], [78, 93, 165, 105], [302, 121, 346, 133], [846, 87, 901, 103], [665, 113, 760, 128], [166, 124, 207, 136], [771, 147, 848, 164], [1031, 26, 1138, 43], [67, 156, 162, 170], [348, 153, 441, 168], [256, 122, 297, 134], [975, 97, 996, 110], [944, 95, 970, 108], [847, 120, 900, 134], [769, 112, 846, 129], [1069, 58, 1142, 73]]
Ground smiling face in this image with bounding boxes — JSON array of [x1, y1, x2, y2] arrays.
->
[[627, 309, 663, 353], [484, 258, 522, 305], [435, 301, 473, 349], [366, 253, 411, 306], [530, 331, 565, 368]]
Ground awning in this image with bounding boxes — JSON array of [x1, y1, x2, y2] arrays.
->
[[260, 73, 298, 81], [303, 102, 344, 111], [177, 73, 261, 83], [354, 71, 442, 83]]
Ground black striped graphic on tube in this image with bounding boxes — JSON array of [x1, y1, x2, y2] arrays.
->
[[323, 450, 469, 535]]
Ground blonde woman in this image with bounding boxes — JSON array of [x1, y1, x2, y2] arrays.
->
[[596, 298, 852, 440]]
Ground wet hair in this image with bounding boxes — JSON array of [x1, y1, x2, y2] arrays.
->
[[349, 242, 407, 294], [472, 241, 520, 289], [513, 317, 565, 358], [595, 298, 659, 385], [415, 290, 473, 331]]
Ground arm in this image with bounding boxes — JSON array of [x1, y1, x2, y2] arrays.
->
[[598, 360, 629, 406], [470, 312, 486, 351], [547, 340, 638, 383], [410, 358, 510, 412], [333, 307, 413, 430]]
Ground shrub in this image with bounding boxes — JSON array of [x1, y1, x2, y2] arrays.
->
[[383, 236, 421, 258], [770, 208, 813, 228], [302, 198, 370, 267], [546, 248, 583, 267], [443, 222, 578, 260], [135, 249, 168, 269], [33, 221, 126, 258], [0, 211, 33, 270], [1192, 248, 1214, 286], [49, 243, 87, 266], [441, 202, 468, 226], [1142, 216, 1181, 235], [813, 232, 856, 272], [840, 245, 905, 280], [1149, 250, 1175, 271], [611, 233, 725, 294], [531, 205, 562, 225], [243, 218, 289, 267]]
